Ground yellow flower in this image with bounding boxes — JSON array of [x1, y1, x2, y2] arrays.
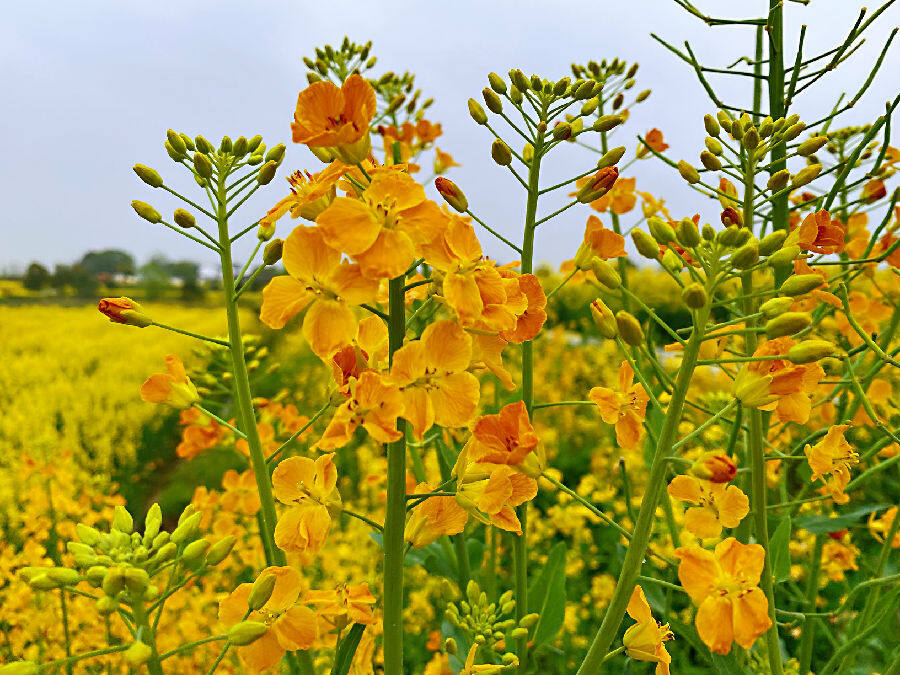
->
[[667, 474, 749, 539], [623, 585, 673, 675], [804, 425, 858, 504], [271, 454, 342, 554], [139, 354, 199, 409]]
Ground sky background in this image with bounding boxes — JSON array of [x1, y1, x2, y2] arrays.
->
[[2, 0, 898, 273]]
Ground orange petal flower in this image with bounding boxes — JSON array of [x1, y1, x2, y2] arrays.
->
[[623, 586, 674, 674], [589, 361, 649, 449], [466, 401, 541, 472], [139, 354, 199, 409], [795, 209, 845, 254], [98, 296, 152, 327], [317, 371, 405, 450], [804, 425, 858, 504], [306, 582, 377, 629], [258, 162, 346, 234], [405, 482, 469, 548], [638, 128, 669, 158], [454, 463, 537, 534], [271, 454, 341, 554], [667, 474, 749, 539]]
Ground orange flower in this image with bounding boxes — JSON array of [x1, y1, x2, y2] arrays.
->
[[820, 533, 859, 582], [589, 361, 649, 450], [674, 538, 772, 654], [793, 209, 845, 254], [271, 454, 341, 554], [732, 337, 822, 423], [258, 162, 346, 233], [861, 178, 887, 203], [571, 215, 627, 270], [804, 425, 858, 504], [667, 474, 749, 539], [498, 272, 547, 344], [851, 378, 892, 427], [574, 175, 637, 214], [405, 482, 469, 548], [218, 567, 317, 672], [221, 469, 261, 515], [453, 459, 537, 534], [465, 401, 541, 476], [97, 297, 152, 327], [433, 148, 460, 175], [316, 171, 446, 279], [844, 212, 871, 259], [259, 225, 379, 360], [317, 371, 405, 450], [638, 128, 669, 158], [389, 319, 480, 439], [291, 74, 376, 164], [623, 586, 673, 675], [140, 355, 199, 409], [636, 190, 673, 221], [878, 232, 900, 268], [306, 582, 377, 630], [176, 408, 228, 460], [834, 290, 892, 346], [868, 507, 900, 549]]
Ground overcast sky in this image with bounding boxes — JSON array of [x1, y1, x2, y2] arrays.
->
[[2, 0, 898, 273]]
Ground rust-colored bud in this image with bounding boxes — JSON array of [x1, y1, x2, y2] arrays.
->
[[435, 177, 468, 212], [720, 207, 743, 228], [576, 167, 618, 203], [98, 297, 152, 328], [691, 452, 737, 483], [590, 299, 617, 338]]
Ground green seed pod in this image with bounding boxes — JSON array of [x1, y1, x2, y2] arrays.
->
[[704, 114, 721, 137], [676, 218, 701, 248], [193, 152, 213, 179], [468, 98, 487, 125], [705, 137, 723, 156], [788, 340, 836, 364], [487, 72, 507, 94], [166, 129, 186, 154], [131, 201, 161, 224], [206, 535, 237, 566], [616, 311, 644, 346], [700, 150, 721, 172], [263, 238, 284, 265], [648, 216, 676, 245], [482, 88, 503, 114], [591, 258, 621, 290], [182, 538, 210, 563], [173, 208, 196, 229], [791, 164, 822, 189], [759, 296, 794, 319], [124, 641, 153, 667], [782, 122, 806, 142], [780, 273, 824, 296], [113, 505, 133, 533], [228, 621, 269, 646], [632, 229, 661, 259], [731, 241, 759, 269], [593, 115, 624, 132], [597, 146, 626, 169], [491, 139, 513, 166], [767, 244, 801, 267], [758, 230, 788, 256], [767, 169, 790, 192], [133, 164, 163, 188], [765, 311, 812, 338], [682, 283, 708, 309], [677, 160, 700, 184], [257, 160, 278, 185]]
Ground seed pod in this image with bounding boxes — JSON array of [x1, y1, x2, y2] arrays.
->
[[700, 151, 721, 171], [131, 201, 161, 224], [434, 177, 468, 212], [632, 229, 660, 259], [788, 340, 836, 364], [791, 164, 822, 189], [767, 169, 790, 192], [704, 114, 720, 137], [590, 299, 618, 338], [616, 311, 644, 346], [133, 164, 163, 188], [248, 573, 277, 610], [597, 146, 626, 169], [193, 152, 213, 179], [759, 296, 794, 318], [467, 99, 487, 125], [731, 241, 759, 269], [682, 283, 708, 309], [676, 218, 701, 248], [228, 621, 269, 646], [173, 208, 195, 229], [593, 115, 624, 132], [648, 216, 676, 245], [767, 245, 802, 267], [487, 72, 507, 94], [758, 230, 788, 256], [257, 160, 278, 185], [591, 258, 621, 290], [780, 274, 824, 296], [765, 311, 811, 338], [482, 88, 503, 114], [705, 137, 723, 156], [677, 160, 700, 184], [124, 642, 153, 667], [206, 535, 237, 566]]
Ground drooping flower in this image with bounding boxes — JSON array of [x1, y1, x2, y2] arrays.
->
[[258, 162, 346, 233], [667, 475, 749, 539], [271, 454, 342, 554], [306, 582, 377, 630], [259, 225, 379, 360], [804, 424, 858, 504], [623, 586, 674, 675], [868, 506, 900, 549], [433, 148, 460, 174], [405, 482, 469, 549], [580, 215, 627, 260], [861, 178, 887, 203], [674, 538, 772, 654], [589, 361, 649, 449], [140, 355, 199, 409], [218, 567, 317, 672], [317, 371, 405, 450], [291, 74, 377, 164]]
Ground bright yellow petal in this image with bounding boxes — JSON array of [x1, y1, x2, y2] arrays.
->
[[317, 197, 381, 255], [302, 299, 357, 359], [422, 319, 472, 373], [260, 276, 312, 329]]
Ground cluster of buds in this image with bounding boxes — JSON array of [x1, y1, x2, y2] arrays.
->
[[570, 58, 650, 113], [445, 581, 528, 652], [189, 334, 274, 400]]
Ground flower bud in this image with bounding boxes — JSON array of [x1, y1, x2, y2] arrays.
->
[[435, 177, 468, 212], [576, 167, 618, 203], [205, 535, 237, 566], [487, 72, 507, 94], [597, 146, 626, 169], [765, 311, 811, 338], [616, 311, 644, 346], [759, 117, 774, 138], [702, 223, 716, 241], [791, 164, 822, 189], [131, 201, 161, 224], [758, 230, 787, 257], [691, 452, 737, 483], [767, 245, 801, 267], [682, 282, 708, 309], [705, 137, 723, 155], [519, 613, 541, 628], [759, 297, 794, 319], [47, 567, 81, 586], [677, 160, 700, 184], [257, 222, 275, 241], [193, 152, 213, 179], [730, 120, 744, 141], [593, 115, 624, 132], [98, 297, 152, 328], [248, 573, 277, 610], [491, 139, 512, 166], [113, 505, 133, 533], [552, 122, 572, 141], [257, 160, 278, 185], [716, 110, 733, 129], [676, 218, 701, 248], [168, 209, 196, 232], [124, 568, 150, 595], [219, 136, 232, 153], [742, 127, 760, 150], [648, 216, 676, 245], [574, 80, 596, 100], [247, 135, 263, 153], [133, 164, 163, 188], [731, 241, 759, 270], [468, 99, 487, 125], [444, 637, 458, 655], [263, 238, 284, 265], [510, 69, 530, 92], [265, 144, 286, 165], [720, 207, 743, 228], [96, 596, 117, 615], [232, 136, 248, 157], [553, 77, 571, 96], [509, 85, 523, 104], [788, 340, 836, 364], [704, 114, 720, 137], [632, 229, 660, 259], [700, 151, 721, 172], [124, 641, 153, 667], [522, 143, 534, 164], [482, 88, 503, 114], [590, 299, 617, 338], [581, 97, 599, 116], [182, 538, 210, 563], [172, 511, 202, 544], [228, 621, 269, 646], [782, 122, 806, 142], [661, 248, 683, 272], [591, 258, 621, 289], [102, 568, 125, 596], [780, 273, 824, 296], [798, 136, 828, 157]]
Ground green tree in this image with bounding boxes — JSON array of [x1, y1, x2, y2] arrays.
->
[[22, 262, 50, 291]]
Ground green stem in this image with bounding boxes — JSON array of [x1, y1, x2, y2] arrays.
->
[[797, 534, 824, 675], [132, 601, 165, 675], [151, 322, 229, 347], [382, 274, 408, 675], [59, 589, 74, 675]]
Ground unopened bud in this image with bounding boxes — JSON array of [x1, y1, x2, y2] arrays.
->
[[691, 452, 737, 483], [257, 161, 278, 185], [166, 129, 186, 154], [632, 229, 660, 259], [705, 137, 723, 155], [131, 201, 161, 224], [758, 230, 787, 256], [263, 238, 284, 265], [791, 164, 822, 189], [648, 216, 676, 245], [616, 311, 644, 346], [98, 297, 152, 328], [780, 273, 824, 296], [123, 641, 153, 667], [678, 160, 700, 184], [743, 127, 760, 150], [700, 151, 721, 172], [704, 114, 720, 137], [182, 538, 210, 563], [591, 258, 621, 289], [47, 568, 80, 586], [248, 573, 277, 610], [767, 245, 802, 267], [593, 115, 624, 132], [0, 663, 38, 675], [702, 223, 716, 241], [798, 136, 828, 157], [124, 568, 150, 595], [682, 282, 708, 309], [552, 122, 572, 141], [581, 97, 599, 116], [597, 146, 626, 169], [113, 505, 133, 533], [731, 241, 759, 269], [193, 152, 213, 179], [435, 177, 468, 212], [759, 296, 794, 318], [488, 72, 507, 94], [444, 638, 458, 655], [788, 340, 836, 364], [590, 299, 618, 338], [133, 164, 163, 188], [228, 621, 269, 646], [576, 167, 618, 203], [765, 312, 812, 338], [173, 208, 195, 229], [767, 169, 790, 192], [205, 535, 237, 566], [676, 218, 701, 248], [232, 136, 248, 157], [171, 512, 202, 544], [782, 122, 806, 142], [468, 99, 488, 125], [265, 144, 286, 164], [491, 139, 512, 166], [661, 248, 683, 272]]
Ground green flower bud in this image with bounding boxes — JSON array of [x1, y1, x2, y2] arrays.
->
[[648, 216, 676, 245], [247, 573, 277, 610], [172, 512, 202, 544], [616, 311, 644, 346], [767, 245, 802, 267], [519, 613, 541, 628], [265, 144, 286, 164], [730, 119, 744, 140], [143, 503, 162, 543], [488, 72, 507, 94], [581, 97, 599, 116], [76, 524, 101, 546], [759, 117, 774, 138], [782, 122, 806, 142], [491, 139, 513, 166], [797, 136, 827, 157], [716, 110, 733, 129], [705, 137, 723, 156], [788, 340, 836, 364], [552, 77, 571, 96], [193, 152, 213, 179], [444, 637, 458, 655], [124, 568, 150, 595], [780, 273, 823, 296], [636, 89, 651, 102], [510, 627, 529, 640], [765, 311, 811, 338], [131, 201, 161, 224], [731, 241, 759, 269], [676, 218, 701, 248], [632, 229, 660, 259], [661, 248, 683, 272], [86, 566, 107, 586], [759, 297, 794, 319], [702, 223, 716, 241], [704, 114, 720, 137], [510, 69, 530, 92], [468, 98, 487, 125], [682, 283, 708, 309], [791, 164, 822, 189], [164, 141, 185, 162], [166, 129, 186, 154], [482, 88, 503, 114], [102, 568, 125, 596], [592, 115, 624, 132], [257, 161, 278, 185], [263, 238, 284, 265], [113, 505, 133, 533], [47, 567, 81, 586], [182, 538, 210, 563], [767, 169, 790, 192], [552, 122, 572, 141], [700, 150, 721, 172], [96, 595, 118, 615], [206, 535, 237, 566], [590, 299, 618, 339], [509, 85, 523, 104], [133, 164, 163, 188], [232, 136, 248, 157], [435, 177, 468, 213], [574, 80, 595, 100], [597, 146, 626, 169], [247, 135, 263, 153], [758, 230, 788, 256], [173, 208, 195, 229], [228, 621, 269, 646], [220, 136, 233, 153], [743, 127, 760, 150], [124, 641, 153, 667], [677, 160, 700, 184], [195, 135, 214, 154], [591, 258, 621, 290]]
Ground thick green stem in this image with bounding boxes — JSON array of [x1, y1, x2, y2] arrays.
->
[[577, 301, 710, 674], [767, 0, 789, 238], [132, 601, 165, 675], [382, 275, 408, 675], [797, 534, 824, 675]]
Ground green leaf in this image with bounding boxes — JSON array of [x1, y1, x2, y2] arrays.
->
[[794, 504, 884, 534], [770, 515, 792, 583], [526, 542, 567, 646], [330, 623, 366, 675]]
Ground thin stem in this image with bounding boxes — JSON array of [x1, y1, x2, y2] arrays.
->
[[151, 322, 229, 347], [266, 403, 331, 464], [192, 404, 246, 439]]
